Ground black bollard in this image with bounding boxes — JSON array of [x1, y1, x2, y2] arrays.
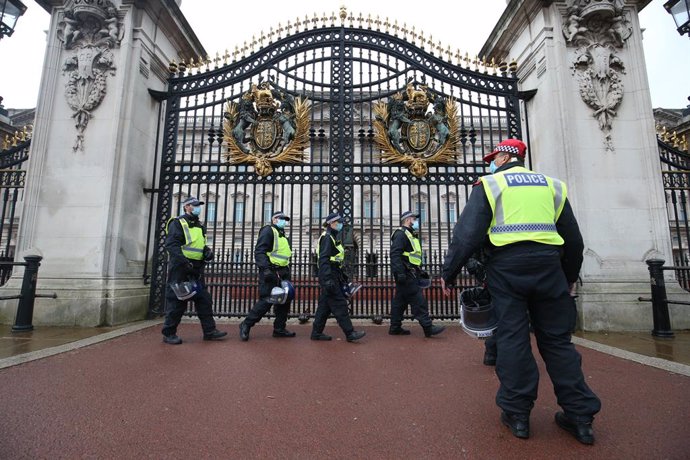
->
[[12, 255, 43, 332], [645, 259, 675, 338]]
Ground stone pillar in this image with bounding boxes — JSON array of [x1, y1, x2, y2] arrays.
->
[[0, 0, 204, 326], [480, 0, 689, 331]]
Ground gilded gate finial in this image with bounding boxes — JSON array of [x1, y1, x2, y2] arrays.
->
[[339, 6, 347, 24]]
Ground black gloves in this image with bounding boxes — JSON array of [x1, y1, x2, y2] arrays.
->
[[203, 246, 214, 262], [466, 258, 487, 283]]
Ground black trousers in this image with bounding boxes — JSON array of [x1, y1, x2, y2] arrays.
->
[[162, 280, 216, 337], [390, 280, 432, 328], [244, 268, 291, 330], [312, 285, 354, 336], [487, 245, 601, 418]]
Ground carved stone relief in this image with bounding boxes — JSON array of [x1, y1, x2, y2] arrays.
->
[[562, 0, 633, 151], [57, 0, 123, 151]]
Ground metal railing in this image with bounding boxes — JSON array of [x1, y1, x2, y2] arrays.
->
[[0, 255, 57, 331], [638, 259, 690, 338]]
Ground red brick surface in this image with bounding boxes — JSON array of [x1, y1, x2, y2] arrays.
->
[[0, 324, 688, 459]]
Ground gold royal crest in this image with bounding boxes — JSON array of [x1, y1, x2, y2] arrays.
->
[[373, 81, 459, 177], [223, 80, 310, 177]]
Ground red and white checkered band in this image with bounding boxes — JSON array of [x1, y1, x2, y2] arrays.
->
[[496, 145, 521, 155]]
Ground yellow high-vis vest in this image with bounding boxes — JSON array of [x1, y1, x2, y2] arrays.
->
[[166, 216, 206, 260], [481, 165, 566, 247], [267, 226, 292, 267], [399, 229, 422, 266], [317, 231, 344, 265]]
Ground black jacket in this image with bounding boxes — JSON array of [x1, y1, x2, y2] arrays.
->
[[254, 224, 291, 270], [318, 226, 344, 285], [165, 213, 207, 280], [441, 162, 584, 285], [390, 225, 421, 278]]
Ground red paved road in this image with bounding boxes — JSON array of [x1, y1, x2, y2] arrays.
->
[[1, 323, 689, 459]]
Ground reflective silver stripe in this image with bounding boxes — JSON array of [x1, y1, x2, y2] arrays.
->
[[182, 246, 204, 253], [490, 223, 558, 233], [552, 178, 564, 215], [270, 253, 290, 260], [483, 175, 504, 225]]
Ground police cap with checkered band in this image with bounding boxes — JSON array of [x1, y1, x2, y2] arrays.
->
[[483, 138, 527, 163]]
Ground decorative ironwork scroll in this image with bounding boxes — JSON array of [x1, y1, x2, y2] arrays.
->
[[562, 0, 632, 151], [373, 81, 459, 177], [57, 0, 123, 151], [223, 81, 310, 177]]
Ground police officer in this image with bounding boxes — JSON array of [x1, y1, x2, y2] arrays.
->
[[239, 211, 297, 341], [389, 211, 445, 337], [162, 196, 227, 344], [311, 212, 366, 342], [440, 139, 600, 444]]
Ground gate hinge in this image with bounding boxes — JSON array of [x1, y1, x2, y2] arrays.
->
[[148, 89, 170, 102], [143, 187, 161, 194]]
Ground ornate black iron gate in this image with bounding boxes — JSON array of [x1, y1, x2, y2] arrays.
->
[[147, 12, 523, 319], [658, 136, 690, 290], [0, 131, 30, 285]]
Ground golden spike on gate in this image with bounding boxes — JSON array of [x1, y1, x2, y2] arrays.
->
[[178, 59, 187, 73], [401, 23, 408, 40], [356, 12, 364, 28], [366, 13, 372, 29], [169, 59, 178, 73], [321, 13, 328, 27], [251, 35, 258, 52], [509, 58, 518, 74], [374, 15, 381, 31], [233, 46, 239, 61], [286, 21, 292, 35], [329, 12, 337, 26], [268, 27, 275, 42], [410, 25, 416, 42], [312, 13, 319, 29], [339, 5, 347, 24], [347, 11, 355, 27], [2, 135, 9, 150], [454, 49, 461, 66], [276, 23, 283, 39], [223, 49, 230, 65], [418, 30, 425, 47], [393, 19, 399, 36], [214, 52, 220, 68], [294, 18, 301, 32], [384, 18, 391, 34], [437, 40, 443, 56], [490, 57, 497, 75]]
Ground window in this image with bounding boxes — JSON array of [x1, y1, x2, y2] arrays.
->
[[313, 200, 325, 221], [206, 202, 216, 223], [416, 202, 427, 223], [234, 201, 244, 221], [364, 199, 377, 218], [233, 238, 242, 263], [446, 202, 456, 224], [263, 201, 273, 223]]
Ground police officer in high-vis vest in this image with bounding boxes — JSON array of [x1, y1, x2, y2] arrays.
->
[[440, 139, 600, 444], [311, 212, 365, 342], [162, 196, 227, 344], [239, 211, 297, 341], [389, 211, 445, 337]]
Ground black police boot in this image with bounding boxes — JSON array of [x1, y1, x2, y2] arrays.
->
[[273, 328, 296, 338], [239, 322, 250, 341], [501, 412, 530, 439], [483, 350, 497, 366], [346, 330, 366, 342], [203, 329, 228, 341], [310, 332, 332, 341], [555, 412, 595, 445], [162, 334, 182, 345], [423, 324, 446, 337], [389, 326, 411, 335]]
